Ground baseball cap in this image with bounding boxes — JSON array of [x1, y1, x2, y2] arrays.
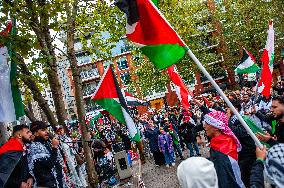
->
[[30, 121, 50, 133]]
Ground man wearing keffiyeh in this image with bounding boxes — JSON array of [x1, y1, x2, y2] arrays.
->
[[203, 110, 245, 188]]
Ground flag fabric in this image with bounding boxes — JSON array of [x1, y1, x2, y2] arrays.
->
[[124, 91, 149, 106], [0, 18, 25, 123], [88, 111, 103, 127], [242, 115, 269, 147], [258, 21, 274, 98], [167, 65, 192, 110], [235, 48, 260, 74], [115, 0, 187, 70], [91, 66, 140, 141]]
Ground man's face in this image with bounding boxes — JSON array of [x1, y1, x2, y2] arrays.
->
[[203, 123, 218, 138], [57, 128, 65, 135], [21, 128, 33, 143], [243, 95, 250, 103], [34, 128, 49, 140], [271, 100, 284, 120]]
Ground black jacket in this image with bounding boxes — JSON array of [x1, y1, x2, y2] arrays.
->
[[0, 150, 29, 188], [145, 128, 160, 153], [249, 160, 264, 188], [180, 122, 197, 143], [210, 149, 240, 188], [4, 152, 31, 188], [229, 115, 256, 159], [29, 137, 63, 188]]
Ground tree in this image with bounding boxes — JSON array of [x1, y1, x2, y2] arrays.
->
[[214, 0, 284, 66], [2, 0, 68, 130], [64, 0, 98, 185]]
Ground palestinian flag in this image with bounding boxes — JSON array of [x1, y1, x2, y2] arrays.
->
[[0, 18, 25, 123], [115, 0, 187, 70], [124, 91, 149, 106], [91, 66, 140, 141], [167, 65, 193, 110], [235, 48, 260, 74], [258, 20, 274, 98], [86, 110, 103, 127]]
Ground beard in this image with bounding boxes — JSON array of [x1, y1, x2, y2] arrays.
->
[[22, 137, 32, 144], [274, 112, 284, 120]]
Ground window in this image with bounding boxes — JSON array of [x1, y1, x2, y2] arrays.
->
[[117, 57, 128, 70], [120, 72, 130, 85]]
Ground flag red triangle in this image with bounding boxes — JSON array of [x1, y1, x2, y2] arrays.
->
[[91, 66, 118, 100]]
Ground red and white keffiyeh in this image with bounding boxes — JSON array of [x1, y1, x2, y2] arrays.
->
[[204, 111, 242, 152]]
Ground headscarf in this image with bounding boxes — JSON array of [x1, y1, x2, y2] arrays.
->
[[204, 110, 242, 152], [265, 143, 284, 187], [177, 157, 218, 188]]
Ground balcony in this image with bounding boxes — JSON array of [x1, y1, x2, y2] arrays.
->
[[82, 83, 97, 99], [80, 68, 100, 82]]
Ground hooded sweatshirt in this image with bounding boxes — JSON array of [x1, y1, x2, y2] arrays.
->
[[177, 157, 218, 188]]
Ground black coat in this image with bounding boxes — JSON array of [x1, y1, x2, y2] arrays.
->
[[0, 151, 27, 188], [210, 149, 240, 188], [29, 138, 63, 188], [145, 128, 160, 153], [249, 160, 264, 188], [180, 122, 197, 143], [228, 115, 256, 159]]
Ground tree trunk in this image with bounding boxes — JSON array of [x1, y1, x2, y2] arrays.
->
[[65, 0, 98, 186], [0, 123, 9, 146], [17, 54, 58, 130], [25, 0, 68, 130], [24, 107, 37, 122]]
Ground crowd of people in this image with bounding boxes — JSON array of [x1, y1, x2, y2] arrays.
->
[[0, 83, 284, 188]]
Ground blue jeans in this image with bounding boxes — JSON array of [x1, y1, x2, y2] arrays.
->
[[164, 148, 175, 165], [173, 143, 183, 158], [186, 142, 200, 157]]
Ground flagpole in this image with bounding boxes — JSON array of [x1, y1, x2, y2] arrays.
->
[[186, 48, 263, 148], [132, 0, 263, 148]]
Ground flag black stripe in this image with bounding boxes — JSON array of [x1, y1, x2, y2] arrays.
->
[[110, 65, 132, 115], [115, 0, 139, 25]]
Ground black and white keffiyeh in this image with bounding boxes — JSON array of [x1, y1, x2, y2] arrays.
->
[[265, 143, 284, 187]]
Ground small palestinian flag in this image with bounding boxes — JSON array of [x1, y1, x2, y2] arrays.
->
[[167, 65, 193, 110], [235, 48, 260, 74], [258, 20, 274, 98], [91, 66, 140, 141], [115, 0, 187, 70], [124, 91, 149, 106]]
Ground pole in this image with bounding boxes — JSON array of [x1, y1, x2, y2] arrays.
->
[[186, 49, 263, 148], [144, 0, 263, 148]]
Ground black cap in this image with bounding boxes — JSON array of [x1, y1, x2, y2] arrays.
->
[[12, 124, 29, 135], [30, 121, 50, 134]]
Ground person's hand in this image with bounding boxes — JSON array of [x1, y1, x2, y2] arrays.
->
[[251, 105, 257, 114], [256, 145, 267, 160], [27, 178, 33, 188], [20, 182, 29, 188], [63, 167, 69, 174], [51, 137, 60, 148], [256, 132, 272, 142]]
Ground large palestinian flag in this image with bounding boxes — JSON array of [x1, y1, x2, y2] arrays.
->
[[258, 20, 274, 98], [91, 66, 140, 141], [0, 18, 25, 123], [115, 0, 187, 70], [235, 48, 260, 74]]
